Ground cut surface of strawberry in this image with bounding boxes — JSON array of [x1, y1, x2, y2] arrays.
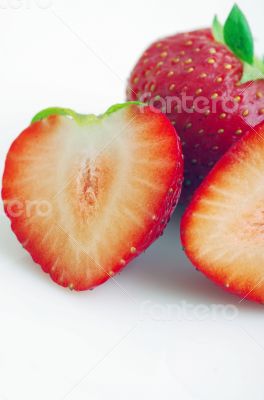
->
[[181, 122, 264, 303], [2, 103, 183, 291]]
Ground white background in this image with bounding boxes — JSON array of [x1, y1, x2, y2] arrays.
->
[[1, 0, 264, 399]]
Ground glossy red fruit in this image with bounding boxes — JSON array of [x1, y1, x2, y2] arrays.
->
[[2, 103, 183, 291], [181, 122, 264, 303], [127, 7, 264, 202]]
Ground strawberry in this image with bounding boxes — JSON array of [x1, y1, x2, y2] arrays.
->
[[181, 121, 264, 303], [2, 103, 183, 291], [127, 5, 264, 202]]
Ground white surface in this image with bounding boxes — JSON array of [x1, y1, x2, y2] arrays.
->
[[1, 1, 264, 399]]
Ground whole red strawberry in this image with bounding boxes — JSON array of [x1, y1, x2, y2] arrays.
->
[[127, 5, 264, 202]]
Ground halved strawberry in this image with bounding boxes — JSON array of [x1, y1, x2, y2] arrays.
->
[[2, 103, 183, 291], [181, 122, 264, 303]]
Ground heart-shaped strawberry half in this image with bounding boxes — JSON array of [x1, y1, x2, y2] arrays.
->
[[2, 103, 183, 290]]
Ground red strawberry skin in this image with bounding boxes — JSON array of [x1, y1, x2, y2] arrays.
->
[[127, 29, 264, 202], [2, 104, 183, 291], [181, 121, 264, 303]]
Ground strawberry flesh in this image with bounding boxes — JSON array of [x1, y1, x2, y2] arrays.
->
[[2, 104, 183, 291], [181, 122, 264, 303]]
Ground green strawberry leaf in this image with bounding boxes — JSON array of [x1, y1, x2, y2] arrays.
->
[[254, 56, 264, 75], [223, 4, 254, 64], [212, 5, 264, 84], [241, 58, 264, 84], [212, 15, 224, 44]]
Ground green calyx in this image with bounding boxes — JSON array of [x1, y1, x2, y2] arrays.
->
[[212, 15, 224, 44], [212, 4, 264, 83], [31, 101, 145, 126], [31, 107, 98, 125]]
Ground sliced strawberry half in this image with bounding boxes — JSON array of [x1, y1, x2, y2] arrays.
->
[[181, 122, 264, 303], [2, 103, 183, 291]]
